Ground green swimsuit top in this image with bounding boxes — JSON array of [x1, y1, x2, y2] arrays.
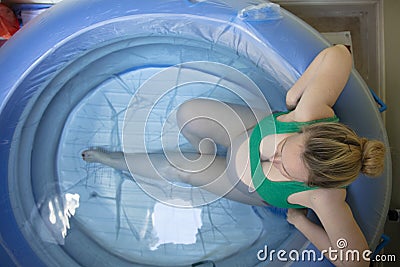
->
[[249, 111, 339, 209]]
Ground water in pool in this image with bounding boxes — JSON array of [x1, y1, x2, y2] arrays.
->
[[30, 38, 293, 266]]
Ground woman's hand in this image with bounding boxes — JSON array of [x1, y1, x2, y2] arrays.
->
[[287, 208, 308, 226], [286, 88, 302, 110]]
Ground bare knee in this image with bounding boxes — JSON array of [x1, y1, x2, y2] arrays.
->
[[176, 99, 215, 130], [176, 99, 195, 129]]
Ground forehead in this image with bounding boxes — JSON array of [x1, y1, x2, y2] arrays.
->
[[284, 133, 305, 151]]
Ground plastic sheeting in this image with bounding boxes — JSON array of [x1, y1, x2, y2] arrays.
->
[[0, 0, 391, 266]]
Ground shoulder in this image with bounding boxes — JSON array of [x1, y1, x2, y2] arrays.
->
[[289, 187, 345, 209], [278, 108, 336, 123], [308, 187, 347, 210]]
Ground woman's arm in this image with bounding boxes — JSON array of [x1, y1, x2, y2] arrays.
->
[[287, 209, 332, 251], [285, 45, 352, 122], [288, 189, 370, 267]]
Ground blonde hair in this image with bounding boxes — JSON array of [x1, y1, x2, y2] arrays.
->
[[300, 122, 385, 188]]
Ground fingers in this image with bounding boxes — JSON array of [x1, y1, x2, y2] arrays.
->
[[287, 208, 308, 225], [286, 89, 301, 110]]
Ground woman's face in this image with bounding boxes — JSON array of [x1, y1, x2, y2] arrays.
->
[[272, 133, 309, 182]]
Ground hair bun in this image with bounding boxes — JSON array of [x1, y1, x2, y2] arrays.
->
[[360, 138, 385, 177]]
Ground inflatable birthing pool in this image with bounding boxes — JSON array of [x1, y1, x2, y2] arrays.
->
[[0, 0, 391, 266]]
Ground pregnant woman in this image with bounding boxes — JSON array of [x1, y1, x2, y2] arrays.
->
[[82, 45, 385, 266]]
